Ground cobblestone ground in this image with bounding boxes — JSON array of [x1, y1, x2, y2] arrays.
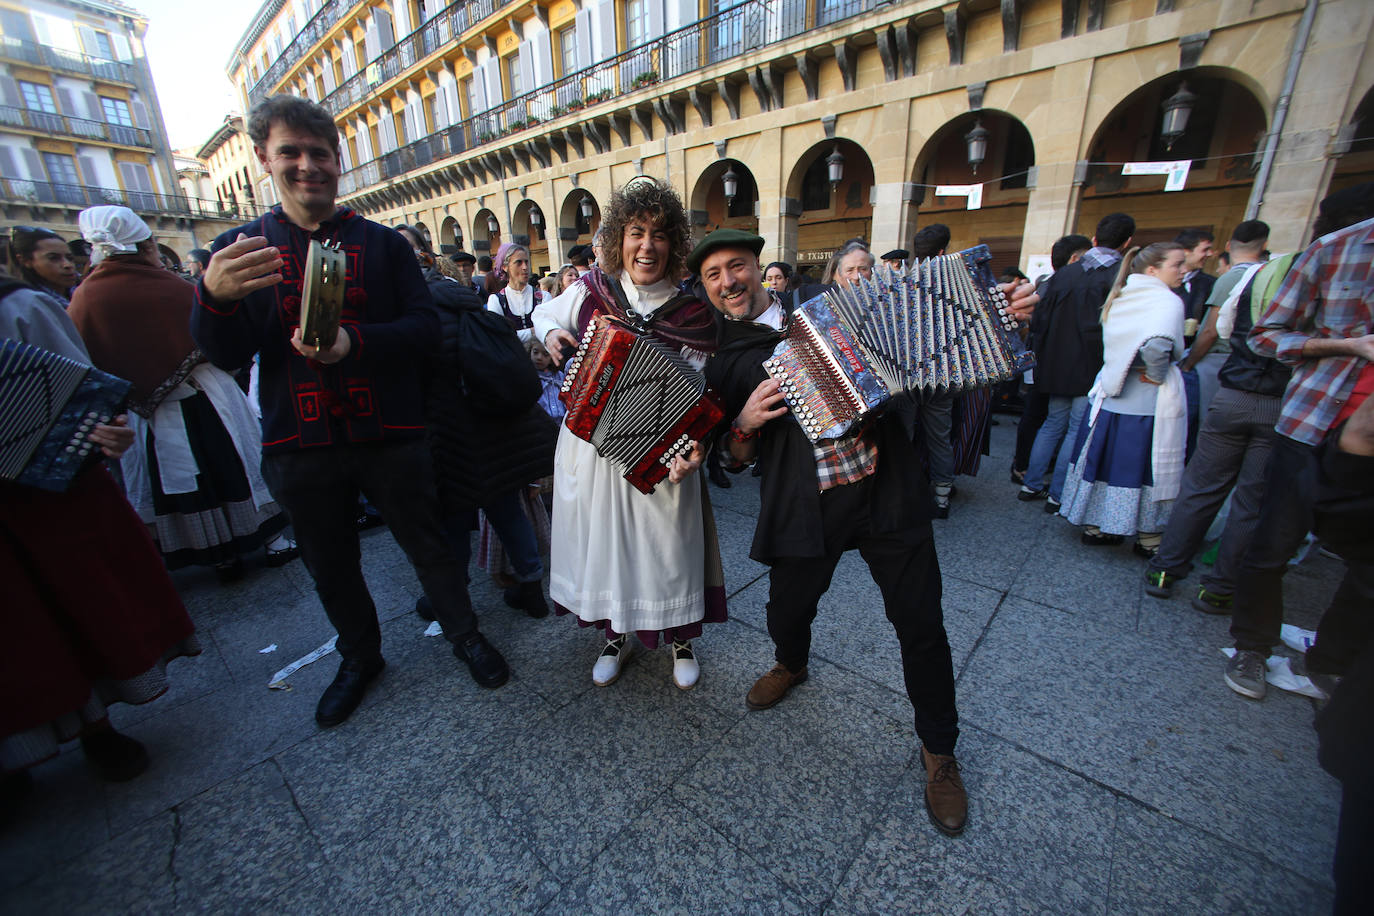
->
[[1, 422, 1342, 914]]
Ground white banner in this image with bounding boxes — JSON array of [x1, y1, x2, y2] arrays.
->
[[935, 183, 983, 210], [1122, 160, 1191, 192]]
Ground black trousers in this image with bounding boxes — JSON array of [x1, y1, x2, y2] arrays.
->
[[262, 440, 477, 664], [1013, 385, 1049, 473], [766, 476, 959, 755]]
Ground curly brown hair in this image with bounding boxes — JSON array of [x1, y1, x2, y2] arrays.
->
[[596, 177, 691, 282]]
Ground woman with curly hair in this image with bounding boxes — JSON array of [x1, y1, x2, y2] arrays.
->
[[533, 178, 726, 690]]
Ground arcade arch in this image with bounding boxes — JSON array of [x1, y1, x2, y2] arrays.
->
[[689, 159, 760, 237], [784, 139, 874, 279]]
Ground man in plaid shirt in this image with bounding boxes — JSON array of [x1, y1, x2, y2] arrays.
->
[[1223, 184, 1374, 701], [694, 229, 967, 837]]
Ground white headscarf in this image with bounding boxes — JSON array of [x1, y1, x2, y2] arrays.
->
[[79, 205, 152, 264]]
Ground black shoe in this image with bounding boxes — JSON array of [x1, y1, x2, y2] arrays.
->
[[454, 632, 510, 688], [1081, 530, 1124, 547], [1132, 542, 1158, 559], [264, 539, 299, 568], [80, 729, 150, 782], [1017, 486, 1048, 502], [751, 463, 763, 477], [415, 595, 435, 621], [214, 556, 245, 584], [315, 657, 385, 727], [503, 581, 550, 618]]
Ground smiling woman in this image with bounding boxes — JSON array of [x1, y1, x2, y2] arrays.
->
[[529, 178, 727, 691]]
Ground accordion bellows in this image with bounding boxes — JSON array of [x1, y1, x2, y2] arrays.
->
[[559, 316, 725, 494], [765, 245, 1035, 442]]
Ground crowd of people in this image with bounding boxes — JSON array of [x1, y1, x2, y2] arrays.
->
[[3, 94, 1370, 900]]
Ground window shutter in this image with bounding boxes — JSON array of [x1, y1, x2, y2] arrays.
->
[[57, 87, 78, 116], [0, 76, 22, 108], [0, 146, 18, 177], [646, 1, 664, 45], [131, 101, 149, 128], [77, 25, 99, 56], [112, 33, 131, 61], [575, 10, 592, 68], [79, 154, 100, 187], [22, 147, 44, 180], [83, 91, 101, 120], [594, 0, 616, 59], [321, 56, 338, 92]]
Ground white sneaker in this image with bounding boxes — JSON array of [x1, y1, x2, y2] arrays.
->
[[671, 640, 699, 690], [592, 635, 629, 687]]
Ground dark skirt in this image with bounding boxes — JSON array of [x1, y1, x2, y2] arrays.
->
[[144, 391, 286, 569], [1, 467, 199, 772]]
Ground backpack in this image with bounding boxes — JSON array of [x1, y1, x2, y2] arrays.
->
[[452, 305, 541, 416]]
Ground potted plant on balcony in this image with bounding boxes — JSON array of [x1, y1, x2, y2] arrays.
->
[[631, 69, 659, 89], [566, 98, 584, 112]]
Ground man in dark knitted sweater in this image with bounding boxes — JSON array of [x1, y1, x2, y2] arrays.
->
[[692, 229, 967, 837], [190, 96, 509, 727]]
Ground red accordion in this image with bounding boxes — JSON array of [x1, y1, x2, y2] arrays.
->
[[559, 315, 725, 494]]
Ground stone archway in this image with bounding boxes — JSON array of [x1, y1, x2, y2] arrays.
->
[[910, 109, 1034, 273], [559, 189, 601, 256], [473, 208, 500, 254], [783, 139, 874, 281], [439, 215, 461, 255], [1077, 69, 1267, 255], [513, 198, 551, 272], [689, 158, 760, 237], [1330, 83, 1374, 192]]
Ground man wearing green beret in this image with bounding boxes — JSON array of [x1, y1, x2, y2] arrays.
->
[[691, 229, 969, 837]]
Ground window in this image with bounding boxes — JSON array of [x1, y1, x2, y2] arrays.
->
[[625, 0, 647, 48], [20, 81, 57, 113], [507, 55, 522, 97], [89, 30, 115, 60], [559, 24, 578, 76], [43, 152, 82, 204], [101, 97, 133, 126], [464, 77, 478, 118], [801, 155, 832, 211]]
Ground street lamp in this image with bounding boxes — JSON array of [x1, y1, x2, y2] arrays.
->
[[579, 195, 594, 221], [826, 145, 844, 192], [722, 165, 739, 205], [529, 206, 542, 228], [1161, 83, 1196, 151], [964, 119, 990, 175], [487, 214, 499, 234]]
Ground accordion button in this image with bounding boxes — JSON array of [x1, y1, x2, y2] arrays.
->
[[65, 445, 77, 453]]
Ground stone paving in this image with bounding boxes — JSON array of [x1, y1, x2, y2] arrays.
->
[[1, 422, 1343, 914]]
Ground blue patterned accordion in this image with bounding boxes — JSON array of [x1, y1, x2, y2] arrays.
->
[[764, 245, 1035, 442], [0, 338, 131, 491]]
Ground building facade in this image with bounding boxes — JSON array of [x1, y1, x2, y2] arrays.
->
[[0, 0, 241, 260], [197, 114, 265, 222], [228, 0, 1374, 274]]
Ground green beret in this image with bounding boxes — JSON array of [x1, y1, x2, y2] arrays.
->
[[687, 228, 765, 274]]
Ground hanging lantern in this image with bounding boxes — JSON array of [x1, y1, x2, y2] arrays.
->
[[529, 206, 543, 227], [964, 119, 990, 175], [487, 215, 499, 234], [579, 195, 594, 221], [722, 165, 739, 204], [826, 145, 844, 191], [1161, 83, 1196, 152]]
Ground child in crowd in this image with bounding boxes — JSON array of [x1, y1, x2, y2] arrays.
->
[[529, 338, 566, 421]]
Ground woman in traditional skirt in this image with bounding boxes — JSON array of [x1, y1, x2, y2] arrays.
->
[[0, 269, 199, 787], [533, 178, 727, 690], [66, 206, 296, 581], [1059, 242, 1189, 556]]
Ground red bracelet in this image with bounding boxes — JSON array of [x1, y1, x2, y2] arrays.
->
[[730, 423, 759, 442]]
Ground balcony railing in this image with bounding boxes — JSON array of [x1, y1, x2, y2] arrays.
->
[[320, 0, 510, 118], [0, 106, 153, 147], [0, 177, 262, 220], [339, 0, 874, 197], [247, 0, 348, 108], [0, 36, 136, 83]]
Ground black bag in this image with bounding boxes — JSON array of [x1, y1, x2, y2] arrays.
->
[[453, 306, 540, 416]]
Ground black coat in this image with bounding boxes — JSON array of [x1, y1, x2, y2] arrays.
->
[[1028, 259, 1118, 397], [705, 316, 932, 562], [1173, 271, 1216, 325], [422, 273, 557, 520]]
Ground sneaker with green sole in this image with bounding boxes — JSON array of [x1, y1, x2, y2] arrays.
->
[[1191, 587, 1233, 615], [1143, 569, 1178, 598]]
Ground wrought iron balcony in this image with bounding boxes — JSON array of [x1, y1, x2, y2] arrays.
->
[[247, 0, 348, 108], [0, 106, 153, 147], [0, 177, 261, 220], [338, 0, 872, 198], [0, 36, 136, 84]]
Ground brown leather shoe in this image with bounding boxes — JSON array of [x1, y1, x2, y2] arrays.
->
[[746, 663, 807, 710], [921, 746, 968, 836]]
